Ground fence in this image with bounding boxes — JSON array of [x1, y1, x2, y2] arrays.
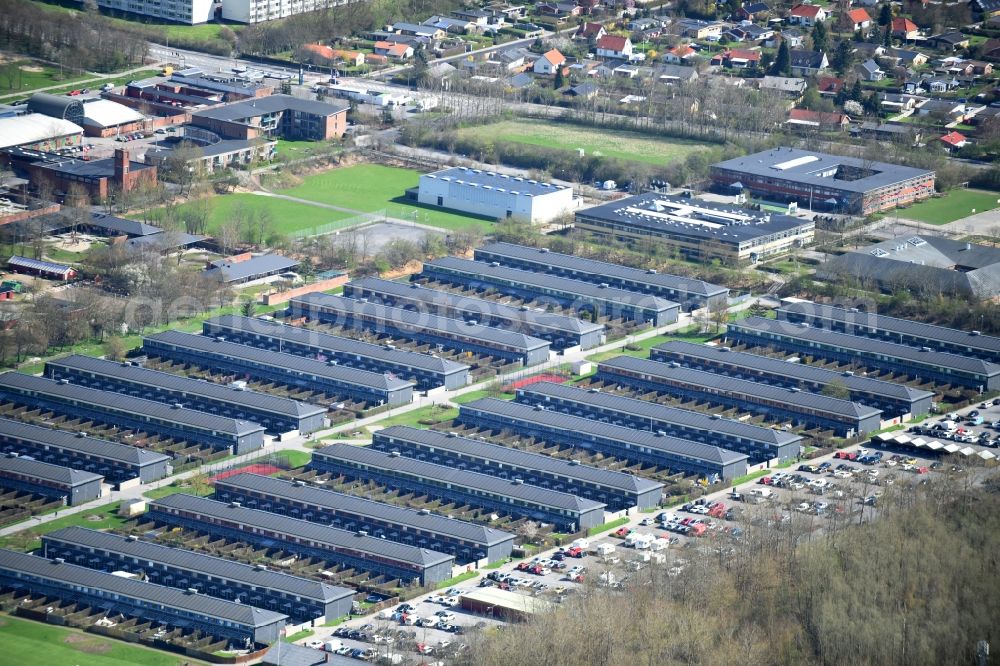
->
[[287, 209, 387, 239]]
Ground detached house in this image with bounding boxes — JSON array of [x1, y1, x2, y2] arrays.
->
[[891, 17, 919, 40], [663, 44, 698, 64], [789, 4, 827, 26], [534, 49, 567, 75], [714, 48, 762, 69], [789, 49, 828, 76], [787, 108, 851, 130], [374, 41, 415, 59], [844, 8, 871, 31], [737, 1, 770, 21], [596, 35, 634, 59], [939, 131, 968, 151], [856, 58, 885, 81], [576, 22, 607, 40]]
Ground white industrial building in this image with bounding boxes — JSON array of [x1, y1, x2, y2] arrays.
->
[[81, 100, 146, 137], [417, 167, 577, 224], [77, 0, 216, 24]]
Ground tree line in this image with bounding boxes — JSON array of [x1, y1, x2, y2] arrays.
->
[[461, 469, 1000, 666]]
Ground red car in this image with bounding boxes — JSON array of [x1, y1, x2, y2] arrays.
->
[[614, 527, 632, 538], [565, 547, 584, 558], [760, 476, 773, 485]]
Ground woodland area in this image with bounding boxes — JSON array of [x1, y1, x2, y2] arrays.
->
[[461, 474, 1000, 666]]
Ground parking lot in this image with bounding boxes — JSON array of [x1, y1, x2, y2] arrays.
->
[[289, 396, 996, 663]]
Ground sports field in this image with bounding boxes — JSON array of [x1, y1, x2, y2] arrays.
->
[[0, 60, 87, 94], [279, 164, 494, 231], [898, 189, 1000, 225], [146, 193, 356, 236], [0, 616, 203, 666], [454, 120, 713, 166]]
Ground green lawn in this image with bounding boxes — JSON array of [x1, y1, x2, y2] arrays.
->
[[0, 502, 124, 552], [142, 482, 215, 500], [284, 628, 315, 643], [279, 164, 495, 232], [898, 188, 1000, 225], [452, 389, 514, 404], [362, 404, 458, 431], [0, 615, 204, 666], [0, 60, 88, 94], [435, 570, 480, 589], [587, 516, 629, 536], [143, 193, 356, 236], [276, 450, 313, 469], [586, 327, 720, 363], [275, 138, 341, 158], [455, 120, 715, 167]]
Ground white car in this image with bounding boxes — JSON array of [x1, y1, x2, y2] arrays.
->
[[305, 639, 324, 649], [435, 611, 456, 623]]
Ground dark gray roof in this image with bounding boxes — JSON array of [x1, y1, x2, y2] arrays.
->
[[789, 49, 826, 69], [192, 95, 349, 123], [516, 381, 802, 447], [8, 255, 73, 275], [376, 425, 664, 494], [150, 494, 454, 568], [26, 93, 84, 122], [461, 398, 750, 465], [474, 242, 728, 298], [0, 454, 103, 487], [43, 526, 352, 603], [344, 278, 603, 336], [423, 257, 680, 312], [217, 473, 514, 546], [47, 355, 326, 420], [144, 331, 415, 392], [729, 317, 1000, 377], [422, 167, 572, 197], [654, 340, 934, 402], [0, 548, 288, 627], [262, 642, 352, 666], [0, 417, 170, 467], [125, 232, 205, 251], [204, 254, 299, 283], [598, 356, 883, 420], [711, 147, 935, 193], [0, 372, 265, 437], [313, 443, 606, 513], [87, 213, 162, 237], [575, 194, 812, 244], [778, 301, 1000, 359], [204, 315, 469, 375], [291, 293, 552, 352]]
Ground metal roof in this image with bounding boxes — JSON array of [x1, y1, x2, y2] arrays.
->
[[203, 254, 299, 283], [81, 99, 145, 128], [0, 114, 83, 150], [575, 193, 812, 244], [0, 548, 288, 627], [26, 93, 84, 122], [0, 372, 266, 437], [422, 257, 680, 313], [653, 340, 934, 402], [344, 278, 604, 336], [149, 494, 454, 569], [192, 95, 349, 123], [8, 255, 73, 275], [291, 293, 551, 351], [313, 444, 606, 514], [42, 526, 352, 603], [0, 454, 103, 487], [216, 473, 514, 546], [262, 641, 354, 666], [125, 232, 205, 251], [143, 331, 415, 392], [475, 242, 728, 298], [777, 301, 1000, 359], [711, 147, 935, 193], [46, 355, 326, 420], [461, 398, 749, 465], [422, 167, 572, 197], [729, 317, 1000, 377], [204, 315, 469, 375], [598, 356, 883, 420], [87, 213, 162, 237], [516, 381, 802, 447], [0, 417, 170, 467], [375, 425, 664, 494]]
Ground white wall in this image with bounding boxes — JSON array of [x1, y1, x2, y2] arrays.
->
[[418, 173, 575, 224]]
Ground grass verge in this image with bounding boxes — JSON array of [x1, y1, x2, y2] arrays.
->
[[587, 516, 629, 537], [435, 570, 480, 589]]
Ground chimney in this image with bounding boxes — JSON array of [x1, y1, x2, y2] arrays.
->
[[114, 148, 129, 181]]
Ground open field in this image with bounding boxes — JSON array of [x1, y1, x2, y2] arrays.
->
[[0, 60, 87, 94], [0, 615, 205, 666], [279, 164, 495, 231], [0, 68, 161, 102], [898, 189, 1000, 225], [144, 193, 355, 235], [455, 120, 714, 167], [0, 502, 124, 551]]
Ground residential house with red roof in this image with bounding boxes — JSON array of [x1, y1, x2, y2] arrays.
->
[[596, 34, 633, 59], [891, 17, 919, 40], [534, 49, 567, 75], [576, 21, 607, 40], [712, 48, 762, 69], [663, 44, 698, 64], [374, 41, 414, 59], [787, 108, 851, 130], [845, 8, 871, 31], [939, 131, 968, 151], [789, 4, 826, 25]]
